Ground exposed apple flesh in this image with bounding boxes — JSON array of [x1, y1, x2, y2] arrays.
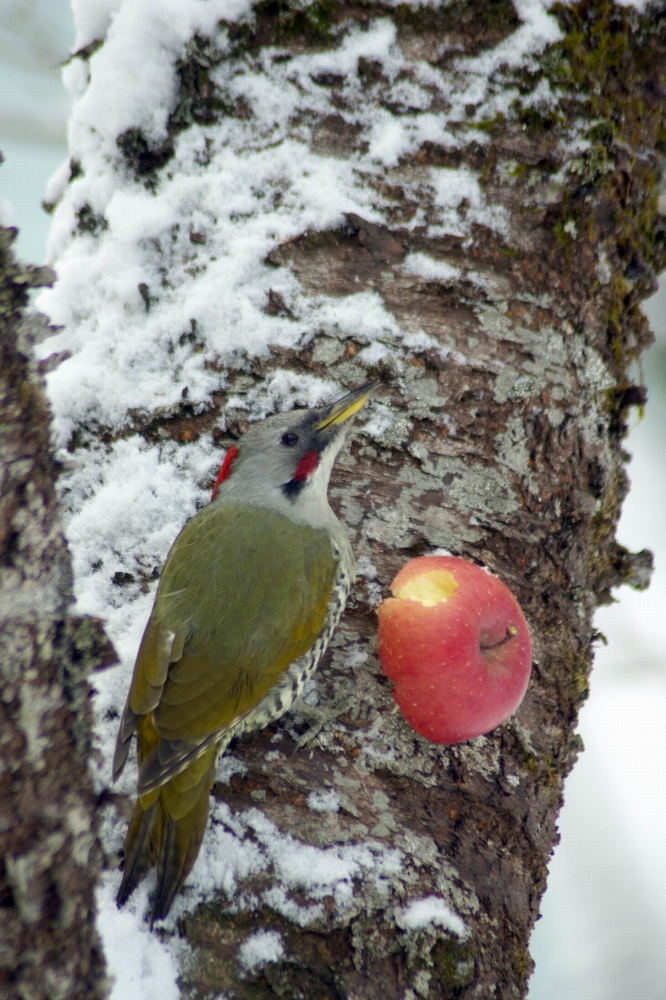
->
[[377, 556, 532, 744]]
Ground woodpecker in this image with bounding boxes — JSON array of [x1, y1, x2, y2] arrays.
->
[[113, 381, 379, 924]]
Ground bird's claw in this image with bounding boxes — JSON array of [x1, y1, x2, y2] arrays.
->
[[293, 681, 354, 749]]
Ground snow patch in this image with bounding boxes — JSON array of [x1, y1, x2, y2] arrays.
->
[[71, 0, 122, 51], [307, 789, 341, 813], [38, 2, 566, 442], [459, 0, 563, 78], [238, 930, 284, 972], [397, 896, 467, 937], [216, 755, 249, 785], [117, 800, 404, 933], [96, 876, 181, 1000], [356, 555, 379, 580], [401, 253, 461, 283], [430, 167, 510, 237], [362, 403, 395, 441]]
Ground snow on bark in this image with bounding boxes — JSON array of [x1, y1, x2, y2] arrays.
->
[[36, 0, 665, 997]]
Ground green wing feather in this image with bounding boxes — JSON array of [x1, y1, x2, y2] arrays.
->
[[114, 502, 337, 787]]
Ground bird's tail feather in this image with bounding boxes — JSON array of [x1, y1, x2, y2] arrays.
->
[[116, 746, 217, 925]]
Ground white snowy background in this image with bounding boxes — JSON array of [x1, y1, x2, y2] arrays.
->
[[1, 1, 665, 998]]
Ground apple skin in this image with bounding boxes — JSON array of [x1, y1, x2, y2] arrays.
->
[[377, 556, 532, 744]]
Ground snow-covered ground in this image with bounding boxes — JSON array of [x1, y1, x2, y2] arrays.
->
[[1, 2, 664, 997]]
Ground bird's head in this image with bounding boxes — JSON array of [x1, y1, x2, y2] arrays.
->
[[211, 381, 380, 522]]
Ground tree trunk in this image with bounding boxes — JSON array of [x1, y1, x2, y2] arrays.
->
[[39, 2, 665, 998], [0, 218, 115, 998]]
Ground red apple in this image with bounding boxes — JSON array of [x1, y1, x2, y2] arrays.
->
[[377, 556, 531, 744]]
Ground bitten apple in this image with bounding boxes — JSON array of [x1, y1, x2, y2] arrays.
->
[[377, 556, 531, 744]]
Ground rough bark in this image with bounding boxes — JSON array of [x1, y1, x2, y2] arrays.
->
[[0, 217, 115, 999], [45, 2, 665, 998], [181, 6, 664, 997]]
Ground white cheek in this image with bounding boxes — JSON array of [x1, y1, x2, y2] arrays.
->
[[311, 445, 338, 487]]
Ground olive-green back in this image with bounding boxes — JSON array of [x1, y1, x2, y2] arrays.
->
[[128, 502, 338, 746]]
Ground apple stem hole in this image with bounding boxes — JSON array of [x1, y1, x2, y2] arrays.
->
[[481, 624, 519, 652]]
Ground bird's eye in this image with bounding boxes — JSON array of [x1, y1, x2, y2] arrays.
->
[[281, 432, 299, 447]]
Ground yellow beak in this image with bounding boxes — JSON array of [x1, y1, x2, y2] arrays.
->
[[317, 380, 381, 431]]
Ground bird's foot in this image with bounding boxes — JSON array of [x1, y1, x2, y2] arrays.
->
[[293, 682, 354, 750]]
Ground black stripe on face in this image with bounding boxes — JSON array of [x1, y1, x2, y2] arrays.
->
[[282, 478, 306, 500]]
